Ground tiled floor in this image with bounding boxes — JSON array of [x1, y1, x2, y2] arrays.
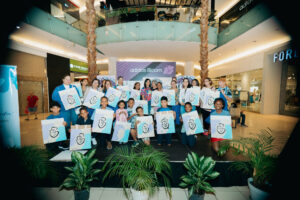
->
[[21, 111, 299, 155], [33, 186, 250, 200]]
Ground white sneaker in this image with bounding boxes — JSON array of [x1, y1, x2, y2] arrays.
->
[[92, 138, 97, 145]]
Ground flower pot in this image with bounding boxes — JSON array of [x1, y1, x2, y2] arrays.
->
[[74, 190, 90, 200], [189, 193, 205, 200], [248, 178, 270, 200], [130, 188, 149, 200]]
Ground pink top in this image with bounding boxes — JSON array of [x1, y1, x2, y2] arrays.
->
[[116, 109, 128, 122]]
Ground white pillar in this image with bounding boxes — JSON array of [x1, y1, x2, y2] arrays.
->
[[184, 61, 194, 76], [108, 57, 117, 77]]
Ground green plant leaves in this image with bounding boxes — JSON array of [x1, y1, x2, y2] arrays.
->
[[180, 152, 219, 197], [60, 150, 100, 191]]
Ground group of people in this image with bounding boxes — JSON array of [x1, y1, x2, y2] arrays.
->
[[47, 74, 246, 153]]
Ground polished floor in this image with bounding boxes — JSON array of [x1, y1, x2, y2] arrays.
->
[[33, 186, 250, 200], [20, 111, 299, 157]]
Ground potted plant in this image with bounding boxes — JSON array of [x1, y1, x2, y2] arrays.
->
[[218, 129, 278, 200], [102, 144, 172, 200], [5, 145, 56, 180], [179, 152, 220, 200], [59, 149, 101, 200]]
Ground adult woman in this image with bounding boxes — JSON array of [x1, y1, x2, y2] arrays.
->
[[80, 79, 89, 101], [217, 78, 232, 111], [191, 79, 200, 88], [133, 82, 140, 91], [179, 78, 195, 114], [116, 76, 124, 88], [141, 79, 152, 114], [151, 79, 158, 90], [152, 81, 163, 114], [52, 74, 79, 127], [99, 79, 106, 92], [84, 78, 101, 117], [171, 80, 181, 130], [201, 77, 215, 134]]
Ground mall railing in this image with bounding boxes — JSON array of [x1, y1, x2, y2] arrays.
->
[[48, 3, 218, 34]]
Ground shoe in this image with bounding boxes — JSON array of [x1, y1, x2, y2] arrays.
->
[[25, 118, 29, 121], [92, 138, 97, 145], [106, 142, 112, 150], [58, 146, 69, 150], [34, 117, 38, 120], [131, 141, 139, 148], [241, 124, 248, 127]]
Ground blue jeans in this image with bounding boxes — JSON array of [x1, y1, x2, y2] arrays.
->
[[181, 132, 196, 148], [157, 134, 172, 145]]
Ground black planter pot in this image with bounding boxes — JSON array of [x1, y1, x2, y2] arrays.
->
[[74, 190, 90, 200]]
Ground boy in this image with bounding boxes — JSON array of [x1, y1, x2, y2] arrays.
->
[[99, 96, 115, 150], [46, 101, 68, 151], [180, 102, 197, 148], [127, 98, 138, 147], [76, 106, 97, 146], [156, 96, 176, 147], [134, 106, 152, 146]]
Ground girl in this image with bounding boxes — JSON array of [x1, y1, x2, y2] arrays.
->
[[103, 80, 117, 111], [52, 74, 79, 126], [99, 79, 106, 92], [116, 76, 124, 88], [152, 81, 163, 115], [191, 79, 200, 88], [133, 82, 141, 91], [85, 78, 101, 117], [116, 100, 128, 123], [201, 77, 215, 135], [141, 79, 152, 115], [206, 98, 231, 153], [80, 79, 89, 103]]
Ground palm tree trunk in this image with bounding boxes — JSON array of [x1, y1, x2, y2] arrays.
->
[[86, 0, 97, 84], [200, 0, 209, 86]]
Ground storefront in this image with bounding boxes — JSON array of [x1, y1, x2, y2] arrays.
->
[[214, 69, 263, 113]]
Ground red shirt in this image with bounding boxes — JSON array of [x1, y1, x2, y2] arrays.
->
[[27, 95, 38, 107]]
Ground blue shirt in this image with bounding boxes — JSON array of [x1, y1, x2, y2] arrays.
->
[[205, 110, 230, 124], [91, 106, 114, 120], [47, 112, 69, 127], [157, 107, 172, 112], [51, 84, 80, 111]]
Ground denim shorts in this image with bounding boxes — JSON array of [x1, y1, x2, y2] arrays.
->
[[28, 107, 37, 112]]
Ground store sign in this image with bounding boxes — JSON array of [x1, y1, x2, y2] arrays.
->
[[273, 49, 298, 63], [70, 59, 88, 74]]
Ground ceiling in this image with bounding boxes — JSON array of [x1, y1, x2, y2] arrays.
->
[[8, 0, 291, 71]]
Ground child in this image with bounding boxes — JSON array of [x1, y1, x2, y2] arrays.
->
[[180, 102, 197, 148], [99, 96, 115, 150], [206, 98, 231, 153], [156, 96, 176, 147], [46, 101, 68, 151], [133, 107, 152, 146], [127, 98, 138, 146], [116, 100, 128, 122], [115, 100, 129, 144], [76, 106, 97, 146]]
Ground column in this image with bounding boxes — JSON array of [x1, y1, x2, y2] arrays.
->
[[108, 57, 118, 77], [184, 61, 195, 76]]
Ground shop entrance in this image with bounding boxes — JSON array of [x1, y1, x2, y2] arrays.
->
[[17, 80, 44, 115], [279, 59, 300, 116]]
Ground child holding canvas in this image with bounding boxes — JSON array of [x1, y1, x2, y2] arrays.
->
[[156, 96, 176, 147], [132, 107, 151, 146], [46, 101, 68, 151], [206, 98, 231, 153], [116, 100, 129, 144], [180, 102, 197, 148], [99, 96, 115, 150], [127, 98, 138, 146]]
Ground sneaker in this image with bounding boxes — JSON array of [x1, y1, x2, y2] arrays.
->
[[92, 138, 97, 146], [106, 142, 112, 150], [241, 124, 248, 127], [131, 141, 139, 148]]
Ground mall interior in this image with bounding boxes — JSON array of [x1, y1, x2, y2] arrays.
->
[[0, 0, 299, 200]]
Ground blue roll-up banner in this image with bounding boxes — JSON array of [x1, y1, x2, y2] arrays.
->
[[0, 65, 21, 148]]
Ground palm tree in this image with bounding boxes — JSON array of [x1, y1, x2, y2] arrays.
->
[[86, 0, 97, 84], [200, 0, 209, 85]]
